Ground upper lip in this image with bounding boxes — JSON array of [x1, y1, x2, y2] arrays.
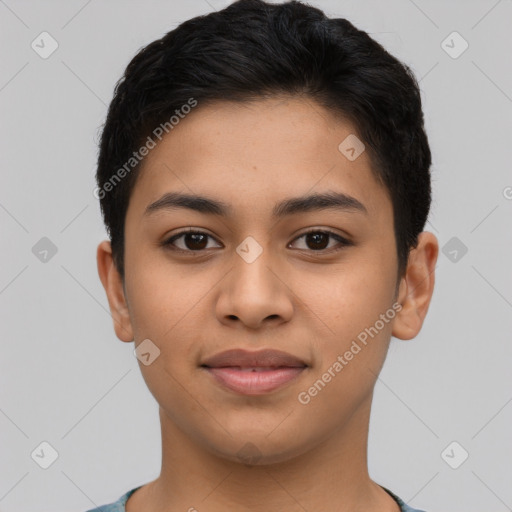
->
[[201, 349, 308, 368]]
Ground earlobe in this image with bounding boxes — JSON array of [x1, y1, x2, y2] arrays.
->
[[392, 231, 439, 341], [96, 240, 134, 342]]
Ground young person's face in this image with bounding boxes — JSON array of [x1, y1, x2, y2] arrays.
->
[[98, 96, 437, 464]]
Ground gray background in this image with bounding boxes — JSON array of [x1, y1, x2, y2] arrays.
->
[[1, 0, 511, 511]]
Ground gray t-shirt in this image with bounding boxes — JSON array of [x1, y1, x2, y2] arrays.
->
[[86, 485, 427, 511]]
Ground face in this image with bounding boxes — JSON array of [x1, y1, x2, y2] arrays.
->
[[98, 96, 436, 465]]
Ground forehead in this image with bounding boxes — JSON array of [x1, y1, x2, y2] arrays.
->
[[128, 96, 391, 222]]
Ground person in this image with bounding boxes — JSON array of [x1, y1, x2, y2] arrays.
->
[[92, 0, 439, 510]]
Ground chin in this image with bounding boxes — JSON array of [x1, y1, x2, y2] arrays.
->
[[203, 430, 312, 467]]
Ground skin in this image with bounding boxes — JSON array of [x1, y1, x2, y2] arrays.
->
[[97, 96, 438, 512]]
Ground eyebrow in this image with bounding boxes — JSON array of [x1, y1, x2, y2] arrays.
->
[[144, 191, 368, 218]]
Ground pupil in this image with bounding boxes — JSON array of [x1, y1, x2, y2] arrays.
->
[[308, 233, 328, 250], [186, 233, 207, 250]]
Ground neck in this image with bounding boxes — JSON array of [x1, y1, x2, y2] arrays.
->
[[130, 393, 400, 512]]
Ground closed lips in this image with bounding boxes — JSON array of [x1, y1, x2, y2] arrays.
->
[[201, 349, 308, 395], [200, 348, 308, 369]]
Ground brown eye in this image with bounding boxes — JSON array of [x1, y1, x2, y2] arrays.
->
[[305, 232, 329, 250], [289, 230, 352, 252], [181, 233, 208, 250], [163, 230, 222, 252]]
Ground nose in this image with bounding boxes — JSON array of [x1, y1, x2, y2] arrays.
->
[[215, 248, 294, 330]]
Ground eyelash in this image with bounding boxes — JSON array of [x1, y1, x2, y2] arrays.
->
[[161, 228, 353, 255]]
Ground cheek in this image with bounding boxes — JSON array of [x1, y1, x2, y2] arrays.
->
[[314, 262, 395, 329], [126, 265, 202, 414], [296, 277, 394, 423], [125, 252, 198, 340], [124, 255, 214, 384], [301, 256, 397, 377]]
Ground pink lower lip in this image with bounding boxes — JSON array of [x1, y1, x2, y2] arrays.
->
[[204, 366, 306, 395]]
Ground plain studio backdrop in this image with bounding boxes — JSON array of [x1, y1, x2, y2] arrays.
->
[[1, 1, 511, 511]]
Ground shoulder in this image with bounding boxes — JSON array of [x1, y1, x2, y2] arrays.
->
[[83, 487, 141, 512], [401, 505, 428, 512], [381, 486, 428, 512]]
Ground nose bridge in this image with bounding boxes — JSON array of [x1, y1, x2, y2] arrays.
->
[[232, 234, 279, 296], [216, 234, 293, 328]]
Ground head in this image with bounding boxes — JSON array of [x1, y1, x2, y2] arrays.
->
[[96, 0, 438, 465]]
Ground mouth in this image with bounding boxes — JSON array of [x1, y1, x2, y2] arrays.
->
[[200, 349, 308, 395]]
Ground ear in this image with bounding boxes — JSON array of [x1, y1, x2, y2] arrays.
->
[[96, 240, 134, 342], [392, 231, 439, 340]]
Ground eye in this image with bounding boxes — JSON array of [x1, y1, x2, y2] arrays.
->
[[288, 229, 352, 253], [162, 229, 222, 253], [162, 228, 352, 254]]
